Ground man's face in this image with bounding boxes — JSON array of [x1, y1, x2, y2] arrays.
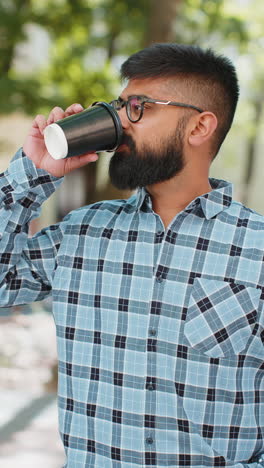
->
[[109, 78, 188, 190]]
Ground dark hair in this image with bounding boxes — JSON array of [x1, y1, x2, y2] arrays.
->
[[121, 43, 239, 157]]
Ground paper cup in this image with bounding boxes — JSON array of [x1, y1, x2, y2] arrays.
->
[[44, 102, 123, 160]]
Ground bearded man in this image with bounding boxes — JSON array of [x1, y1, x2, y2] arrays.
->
[[0, 43, 263, 468]]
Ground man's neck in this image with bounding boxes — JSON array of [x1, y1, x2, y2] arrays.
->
[[146, 171, 212, 229]]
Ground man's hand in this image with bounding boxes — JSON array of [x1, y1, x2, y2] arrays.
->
[[23, 103, 99, 178]]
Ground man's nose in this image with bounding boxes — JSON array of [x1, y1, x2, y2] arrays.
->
[[117, 106, 130, 129]]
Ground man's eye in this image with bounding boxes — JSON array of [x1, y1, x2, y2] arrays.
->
[[130, 102, 141, 110]]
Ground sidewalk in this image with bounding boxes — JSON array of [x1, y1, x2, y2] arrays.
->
[[0, 306, 65, 466], [0, 390, 65, 467]]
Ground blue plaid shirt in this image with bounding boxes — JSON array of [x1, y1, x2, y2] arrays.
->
[[0, 148, 263, 468]]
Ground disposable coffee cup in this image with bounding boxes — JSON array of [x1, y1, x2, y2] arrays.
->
[[43, 101, 123, 160]]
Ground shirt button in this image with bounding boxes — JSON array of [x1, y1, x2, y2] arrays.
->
[[147, 384, 154, 391], [146, 437, 154, 445], [149, 328, 157, 337]]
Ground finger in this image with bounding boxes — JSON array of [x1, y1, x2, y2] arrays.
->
[[47, 106, 65, 125], [64, 152, 99, 174], [65, 103, 84, 116], [71, 152, 99, 166], [78, 152, 99, 163], [32, 114, 47, 135]]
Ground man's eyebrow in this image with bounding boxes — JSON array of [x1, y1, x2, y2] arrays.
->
[[119, 94, 151, 101]]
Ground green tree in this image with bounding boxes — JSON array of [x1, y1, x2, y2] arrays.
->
[[1, 0, 263, 207]]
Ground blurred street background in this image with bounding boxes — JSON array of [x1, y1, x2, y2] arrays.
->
[[0, 0, 264, 466], [0, 303, 65, 466]]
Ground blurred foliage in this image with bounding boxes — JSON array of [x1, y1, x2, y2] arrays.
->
[[0, 0, 149, 114], [176, 0, 249, 46], [0, 0, 263, 205], [0, 0, 257, 116]]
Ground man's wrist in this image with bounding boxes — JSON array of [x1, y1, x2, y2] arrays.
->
[[4, 148, 63, 204]]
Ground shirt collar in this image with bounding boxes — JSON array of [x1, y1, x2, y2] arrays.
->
[[136, 187, 150, 210], [199, 178, 233, 219], [135, 178, 233, 220]]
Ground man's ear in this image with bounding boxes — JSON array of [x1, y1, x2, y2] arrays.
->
[[188, 112, 218, 147]]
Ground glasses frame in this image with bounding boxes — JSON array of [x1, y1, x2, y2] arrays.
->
[[109, 95, 204, 123]]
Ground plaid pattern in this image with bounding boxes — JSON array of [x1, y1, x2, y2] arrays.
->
[[0, 148, 263, 468]]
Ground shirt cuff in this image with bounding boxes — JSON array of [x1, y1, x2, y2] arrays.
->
[[3, 148, 63, 205]]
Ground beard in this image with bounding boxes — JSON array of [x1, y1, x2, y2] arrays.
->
[[109, 119, 186, 191]]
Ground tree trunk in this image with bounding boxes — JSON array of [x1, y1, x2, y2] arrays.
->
[[144, 0, 181, 46], [0, 0, 30, 75], [241, 97, 263, 205]]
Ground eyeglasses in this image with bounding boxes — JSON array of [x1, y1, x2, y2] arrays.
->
[[109, 95, 204, 123]]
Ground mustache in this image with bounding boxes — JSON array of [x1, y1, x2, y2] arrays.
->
[[120, 133, 136, 149]]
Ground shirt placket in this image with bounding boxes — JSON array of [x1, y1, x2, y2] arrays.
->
[[144, 219, 167, 466]]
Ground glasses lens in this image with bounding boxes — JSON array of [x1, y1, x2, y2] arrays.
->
[[128, 96, 143, 122]]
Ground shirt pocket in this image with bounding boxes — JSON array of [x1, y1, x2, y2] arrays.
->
[[184, 278, 261, 358]]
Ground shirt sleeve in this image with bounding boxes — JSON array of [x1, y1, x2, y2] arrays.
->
[[0, 148, 64, 306]]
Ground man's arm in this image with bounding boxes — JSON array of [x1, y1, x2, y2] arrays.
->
[[0, 148, 64, 305], [0, 103, 98, 307]]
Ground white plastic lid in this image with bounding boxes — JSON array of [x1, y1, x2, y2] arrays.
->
[[43, 123, 68, 160]]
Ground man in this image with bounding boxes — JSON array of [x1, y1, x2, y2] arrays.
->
[[0, 43, 263, 467]]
